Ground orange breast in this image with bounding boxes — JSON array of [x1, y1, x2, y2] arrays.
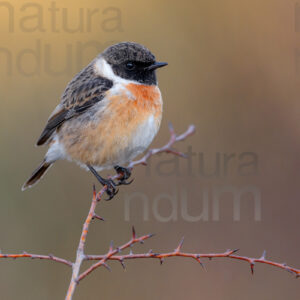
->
[[126, 83, 161, 104], [107, 83, 162, 119]]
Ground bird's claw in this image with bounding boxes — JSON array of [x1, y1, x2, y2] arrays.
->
[[114, 166, 132, 186], [116, 178, 134, 186], [104, 179, 119, 201]]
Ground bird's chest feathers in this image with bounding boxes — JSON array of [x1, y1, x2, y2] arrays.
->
[[103, 83, 162, 149], [126, 83, 161, 106], [104, 82, 162, 130], [107, 83, 162, 114]]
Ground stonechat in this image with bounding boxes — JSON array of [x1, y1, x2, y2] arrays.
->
[[22, 42, 167, 199]]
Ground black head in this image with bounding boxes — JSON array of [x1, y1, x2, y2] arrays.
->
[[102, 42, 167, 85]]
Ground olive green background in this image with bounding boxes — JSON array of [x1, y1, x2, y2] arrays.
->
[[0, 0, 299, 299]]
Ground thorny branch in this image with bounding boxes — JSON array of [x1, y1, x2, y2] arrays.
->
[[0, 124, 299, 300], [65, 186, 106, 300], [0, 252, 72, 267]]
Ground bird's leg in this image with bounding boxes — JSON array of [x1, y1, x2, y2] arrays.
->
[[87, 165, 118, 201], [114, 165, 133, 186]]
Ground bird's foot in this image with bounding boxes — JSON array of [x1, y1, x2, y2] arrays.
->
[[114, 166, 134, 186], [87, 165, 119, 200], [102, 178, 119, 201]]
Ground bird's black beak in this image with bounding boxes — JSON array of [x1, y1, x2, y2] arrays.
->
[[146, 61, 168, 71]]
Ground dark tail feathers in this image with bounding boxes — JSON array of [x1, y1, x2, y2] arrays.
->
[[22, 160, 52, 191]]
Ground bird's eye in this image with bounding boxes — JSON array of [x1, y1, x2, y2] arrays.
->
[[125, 61, 135, 70]]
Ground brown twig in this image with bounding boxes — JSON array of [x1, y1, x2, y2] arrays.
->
[[1, 124, 299, 300], [65, 186, 106, 300], [128, 123, 195, 168], [85, 241, 300, 278], [0, 252, 72, 267]]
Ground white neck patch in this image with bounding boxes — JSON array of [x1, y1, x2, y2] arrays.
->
[[94, 57, 140, 85]]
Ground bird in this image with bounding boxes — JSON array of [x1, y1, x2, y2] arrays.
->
[[22, 42, 167, 199]]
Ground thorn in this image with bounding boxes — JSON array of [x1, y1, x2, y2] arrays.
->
[[229, 249, 240, 255], [196, 256, 206, 271], [160, 258, 164, 265], [132, 226, 136, 240], [92, 214, 105, 221], [260, 250, 266, 260], [116, 247, 121, 253], [175, 237, 184, 252], [129, 249, 133, 255], [103, 263, 111, 272], [22, 251, 28, 255], [109, 241, 114, 252], [200, 261, 207, 272], [250, 262, 255, 275], [120, 259, 126, 270], [286, 268, 294, 275], [148, 233, 155, 239], [140, 240, 144, 244], [148, 249, 153, 254]]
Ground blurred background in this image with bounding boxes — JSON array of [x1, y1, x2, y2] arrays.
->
[[0, 0, 299, 299]]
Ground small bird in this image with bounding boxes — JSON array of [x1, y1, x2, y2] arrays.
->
[[22, 42, 167, 199]]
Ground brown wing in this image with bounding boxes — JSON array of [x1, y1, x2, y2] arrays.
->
[[36, 62, 113, 146]]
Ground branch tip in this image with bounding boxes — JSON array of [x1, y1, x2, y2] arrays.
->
[[168, 122, 174, 134]]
